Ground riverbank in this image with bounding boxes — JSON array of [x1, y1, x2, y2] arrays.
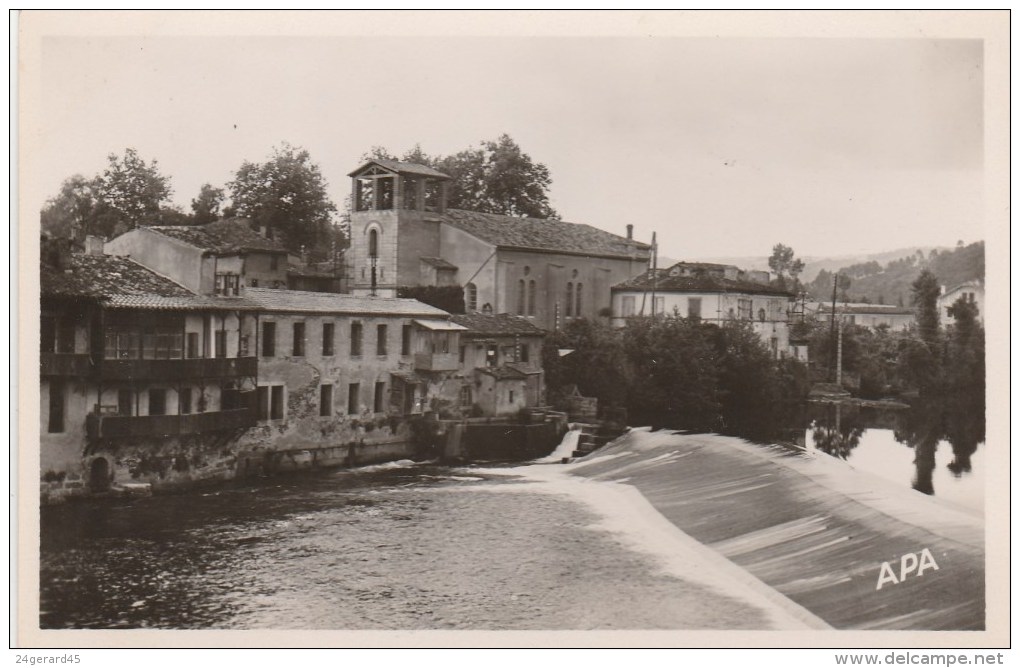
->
[[497, 428, 984, 630]]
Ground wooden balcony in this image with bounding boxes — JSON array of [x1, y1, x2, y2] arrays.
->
[[86, 408, 256, 441], [40, 353, 92, 377], [414, 352, 459, 372], [97, 356, 257, 381]]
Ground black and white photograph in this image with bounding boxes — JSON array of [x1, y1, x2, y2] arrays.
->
[[13, 10, 1009, 654]]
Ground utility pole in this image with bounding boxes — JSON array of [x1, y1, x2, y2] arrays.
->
[[829, 273, 839, 382], [649, 232, 658, 317]]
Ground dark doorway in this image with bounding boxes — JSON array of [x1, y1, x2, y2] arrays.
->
[[89, 458, 111, 492]]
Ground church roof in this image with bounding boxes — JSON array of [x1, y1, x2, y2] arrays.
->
[[442, 209, 651, 261]]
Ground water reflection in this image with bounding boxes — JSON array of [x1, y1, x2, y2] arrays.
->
[[803, 397, 985, 512]]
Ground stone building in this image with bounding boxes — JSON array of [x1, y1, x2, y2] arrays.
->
[[610, 261, 796, 358], [938, 280, 984, 325], [105, 218, 291, 293], [443, 312, 546, 417], [40, 246, 260, 499], [347, 158, 652, 330], [236, 287, 464, 469]]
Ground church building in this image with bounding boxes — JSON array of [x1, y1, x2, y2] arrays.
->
[[347, 159, 652, 331]]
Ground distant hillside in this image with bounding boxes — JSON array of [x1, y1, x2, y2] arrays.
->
[[696, 246, 948, 283], [805, 242, 984, 306]]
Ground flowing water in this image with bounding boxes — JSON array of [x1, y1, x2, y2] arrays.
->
[[39, 457, 779, 630]]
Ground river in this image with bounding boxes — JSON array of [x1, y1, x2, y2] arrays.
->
[[40, 459, 794, 630]]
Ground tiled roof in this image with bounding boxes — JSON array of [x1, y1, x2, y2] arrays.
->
[[420, 256, 458, 270], [245, 287, 450, 317], [148, 219, 287, 255], [442, 209, 651, 260], [614, 270, 794, 297], [450, 313, 546, 337], [814, 302, 915, 316], [105, 294, 261, 311], [348, 159, 452, 180], [41, 253, 193, 300]]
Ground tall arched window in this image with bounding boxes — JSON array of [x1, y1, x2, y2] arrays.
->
[[517, 279, 526, 315], [527, 280, 536, 316], [565, 283, 574, 317], [368, 228, 379, 258], [575, 283, 582, 317], [465, 283, 478, 312]]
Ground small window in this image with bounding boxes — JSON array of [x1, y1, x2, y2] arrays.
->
[[262, 322, 276, 357], [293, 322, 305, 356], [654, 296, 665, 315], [565, 283, 574, 317], [322, 322, 335, 356], [464, 283, 478, 312], [350, 322, 363, 357], [688, 297, 702, 319], [368, 228, 379, 258], [348, 383, 360, 414], [320, 384, 333, 417], [459, 345, 466, 364], [486, 345, 497, 368], [239, 335, 249, 357], [257, 386, 270, 420], [621, 296, 635, 317], [528, 280, 537, 316], [509, 390, 515, 404], [186, 332, 200, 358], [377, 324, 388, 356], [270, 255, 279, 271], [517, 279, 526, 315], [149, 388, 167, 416], [758, 308, 766, 323], [249, 279, 258, 288], [401, 324, 412, 356], [374, 381, 386, 413], [47, 379, 65, 433], [214, 330, 227, 358], [180, 387, 192, 414], [574, 283, 581, 317], [270, 385, 285, 420], [460, 385, 472, 407], [520, 344, 530, 364]]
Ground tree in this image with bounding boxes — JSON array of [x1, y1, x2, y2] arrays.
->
[[40, 175, 101, 241], [96, 148, 173, 231], [190, 184, 225, 225], [227, 143, 338, 257], [768, 243, 805, 289], [911, 269, 941, 347]]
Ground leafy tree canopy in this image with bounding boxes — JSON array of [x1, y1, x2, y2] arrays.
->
[[227, 143, 339, 257], [768, 243, 805, 289], [190, 183, 225, 225]]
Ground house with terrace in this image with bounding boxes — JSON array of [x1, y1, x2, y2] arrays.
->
[[39, 241, 260, 499], [610, 261, 796, 358]]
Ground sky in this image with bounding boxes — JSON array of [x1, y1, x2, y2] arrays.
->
[[28, 26, 986, 262]]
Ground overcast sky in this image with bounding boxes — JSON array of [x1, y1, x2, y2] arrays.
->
[[32, 31, 984, 261]]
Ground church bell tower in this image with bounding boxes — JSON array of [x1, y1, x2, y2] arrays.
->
[[348, 159, 451, 297]]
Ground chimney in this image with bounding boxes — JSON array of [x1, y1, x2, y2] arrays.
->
[[85, 235, 105, 256], [626, 224, 633, 240]]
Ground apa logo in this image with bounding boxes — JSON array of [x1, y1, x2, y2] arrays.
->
[[876, 548, 940, 590]]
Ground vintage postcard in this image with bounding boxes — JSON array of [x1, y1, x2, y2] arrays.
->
[[13, 10, 1010, 652]]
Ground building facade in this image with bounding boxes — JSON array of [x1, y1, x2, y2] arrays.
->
[[812, 302, 916, 332], [610, 261, 796, 358], [347, 159, 652, 331], [939, 280, 984, 325]]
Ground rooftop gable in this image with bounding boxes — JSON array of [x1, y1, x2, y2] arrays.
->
[[348, 159, 451, 180], [450, 313, 546, 337], [613, 269, 794, 297]]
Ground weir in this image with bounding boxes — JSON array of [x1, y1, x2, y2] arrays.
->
[[560, 429, 985, 631]]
